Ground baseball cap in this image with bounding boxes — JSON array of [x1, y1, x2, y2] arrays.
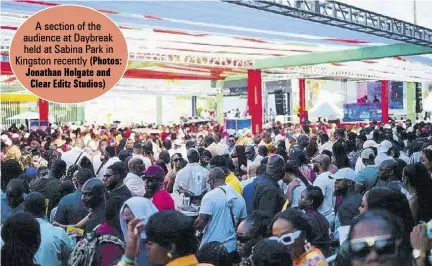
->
[[361, 148, 375, 160], [378, 140, 392, 153], [11, 133, 20, 139], [330, 168, 356, 182], [143, 165, 165, 179], [363, 140, 378, 149], [312, 154, 331, 168], [174, 139, 182, 146]]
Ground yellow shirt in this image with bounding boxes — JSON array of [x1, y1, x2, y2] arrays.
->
[[166, 255, 213, 266], [225, 172, 243, 195], [6, 145, 21, 161]]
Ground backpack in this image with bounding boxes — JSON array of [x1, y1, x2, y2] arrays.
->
[[68, 227, 125, 266]]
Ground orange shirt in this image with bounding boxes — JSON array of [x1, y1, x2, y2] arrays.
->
[[293, 246, 328, 266]]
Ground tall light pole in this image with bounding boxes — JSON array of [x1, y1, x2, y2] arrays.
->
[[413, 0, 417, 24]]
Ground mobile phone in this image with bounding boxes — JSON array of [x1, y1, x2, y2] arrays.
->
[[426, 220, 432, 240]]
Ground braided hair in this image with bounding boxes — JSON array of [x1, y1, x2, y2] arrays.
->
[[1, 212, 41, 266]]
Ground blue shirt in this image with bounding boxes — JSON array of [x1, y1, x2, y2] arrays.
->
[[243, 177, 265, 215], [34, 218, 72, 266], [356, 165, 379, 189], [200, 185, 247, 252], [0, 218, 72, 266], [1, 192, 25, 224], [54, 191, 88, 225]]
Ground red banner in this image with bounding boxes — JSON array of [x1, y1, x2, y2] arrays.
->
[[381, 80, 389, 123], [247, 70, 263, 134], [38, 98, 49, 121], [299, 78, 306, 124]]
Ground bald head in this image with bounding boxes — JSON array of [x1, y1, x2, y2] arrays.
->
[[208, 167, 226, 189], [266, 154, 285, 181], [313, 154, 331, 170], [378, 159, 398, 182], [82, 178, 105, 194], [81, 178, 105, 209], [128, 157, 145, 176]]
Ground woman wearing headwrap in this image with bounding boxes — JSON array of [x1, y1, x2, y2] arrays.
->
[[119, 197, 159, 266]]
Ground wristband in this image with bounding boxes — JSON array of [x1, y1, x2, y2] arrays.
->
[[121, 255, 136, 265], [117, 262, 134, 266]]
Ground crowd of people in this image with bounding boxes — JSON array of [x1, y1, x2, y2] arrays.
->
[[1, 118, 432, 266]]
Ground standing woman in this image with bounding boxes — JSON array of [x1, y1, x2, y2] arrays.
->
[[118, 210, 212, 266], [236, 210, 272, 263], [419, 149, 432, 177], [347, 210, 411, 266], [402, 162, 432, 222], [270, 208, 327, 265], [164, 153, 183, 193], [1, 212, 41, 266], [119, 197, 159, 266]]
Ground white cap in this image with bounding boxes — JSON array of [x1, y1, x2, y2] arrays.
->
[[361, 148, 375, 159], [363, 140, 378, 149], [378, 140, 393, 153], [383, 124, 392, 129], [11, 133, 20, 139], [174, 139, 182, 146], [330, 168, 356, 182], [1, 134, 9, 142]]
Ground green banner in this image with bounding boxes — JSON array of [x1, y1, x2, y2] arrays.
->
[[406, 82, 416, 122]]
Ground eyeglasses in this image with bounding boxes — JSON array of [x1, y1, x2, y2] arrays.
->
[[268, 230, 302, 246], [349, 235, 400, 261], [103, 173, 118, 178]]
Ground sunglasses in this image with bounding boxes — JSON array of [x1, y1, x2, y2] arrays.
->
[[349, 235, 400, 261], [173, 158, 181, 162], [268, 230, 302, 246], [237, 235, 253, 244]]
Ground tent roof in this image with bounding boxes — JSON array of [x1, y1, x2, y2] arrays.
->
[[7, 111, 39, 120], [1, 0, 432, 88], [308, 101, 342, 118]]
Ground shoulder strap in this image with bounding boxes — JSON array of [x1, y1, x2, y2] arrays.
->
[[307, 210, 327, 232], [98, 234, 126, 249], [73, 152, 84, 166], [96, 162, 105, 175], [218, 187, 237, 230]]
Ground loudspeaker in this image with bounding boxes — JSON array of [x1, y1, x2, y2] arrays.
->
[[415, 83, 423, 113], [274, 90, 287, 115]]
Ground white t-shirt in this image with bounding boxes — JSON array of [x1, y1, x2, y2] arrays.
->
[[199, 185, 247, 252], [313, 171, 335, 223], [98, 156, 121, 179]]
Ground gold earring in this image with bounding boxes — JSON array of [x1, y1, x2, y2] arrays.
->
[[167, 252, 173, 259]]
